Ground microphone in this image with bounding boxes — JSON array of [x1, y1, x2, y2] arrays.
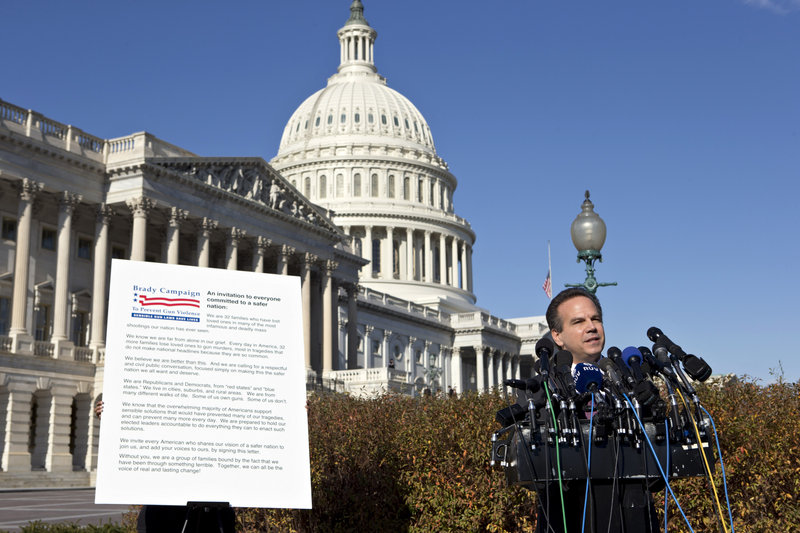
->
[[574, 363, 604, 394], [535, 337, 555, 377], [607, 346, 636, 390], [621, 346, 659, 408], [503, 378, 543, 394], [554, 350, 578, 399], [683, 354, 713, 382], [597, 357, 628, 394], [639, 345, 676, 381], [649, 327, 713, 382]]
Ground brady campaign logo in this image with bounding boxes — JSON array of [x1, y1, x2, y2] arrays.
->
[[134, 293, 200, 308]]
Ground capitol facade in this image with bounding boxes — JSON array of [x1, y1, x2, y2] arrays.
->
[[0, 0, 546, 488]]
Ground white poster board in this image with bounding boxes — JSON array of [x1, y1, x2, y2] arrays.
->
[[95, 260, 312, 509]]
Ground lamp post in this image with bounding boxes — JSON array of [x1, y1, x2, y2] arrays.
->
[[565, 190, 617, 294]]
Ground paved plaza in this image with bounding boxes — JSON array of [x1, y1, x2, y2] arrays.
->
[[0, 489, 130, 532]]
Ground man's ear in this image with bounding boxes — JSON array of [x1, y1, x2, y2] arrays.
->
[[550, 329, 563, 350]]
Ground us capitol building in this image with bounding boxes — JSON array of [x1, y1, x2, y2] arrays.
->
[[0, 1, 547, 487]]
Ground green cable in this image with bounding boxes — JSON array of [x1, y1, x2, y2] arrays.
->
[[544, 381, 568, 532]]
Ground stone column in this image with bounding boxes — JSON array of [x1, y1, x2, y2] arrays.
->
[[423, 231, 432, 282], [197, 218, 217, 268], [383, 226, 394, 279], [167, 207, 188, 265], [450, 238, 458, 287], [512, 355, 520, 380], [461, 241, 469, 291], [496, 351, 505, 387], [475, 345, 486, 392], [321, 260, 337, 375], [382, 330, 392, 368], [277, 245, 294, 275], [89, 205, 113, 359], [2, 380, 33, 471], [300, 253, 317, 371], [438, 233, 446, 284], [363, 226, 372, 276], [46, 383, 75, 472], [451, 347, 462, 394], [52, 192, 81, 349], [253, 237, 269, 273], [405, 228, 414, 280], [364, 325, 374, 369], [126, 197, 154, 262], [487, 349, 496, 389], [10, 179, 42, 343], [408, 336, 417, 390], [346, 284, 359, 370], [467, 244, 474, 292], [226, 228, 246, 270]]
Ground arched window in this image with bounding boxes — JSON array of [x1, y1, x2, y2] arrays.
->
[[368, 113, 374, 124], [387, 175, 395, 198], [417, 178, 424, 203], [304, 177, 311, 198], [336, 174, 344, 197], [381, 114, 387, 125], [315, 116, 320, 127], [319, 175, 327, 199], [354, 113, 360, 123], [393, 116, 399, 127], [371, 174, 379, 197], [430, 182, 435, 205], [403, 177, 410, 200], [353, 173, 361, 197], [327, 114, 333, 125]]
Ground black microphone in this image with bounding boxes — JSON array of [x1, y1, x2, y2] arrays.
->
[[535, 337, 555, 377], [503, 378, 543, 394], [639, 345, 677, 380], [554, 350, 578, 399], [597, 357, 628, 394], [621, 346, 659, 408], [607, 346, 636, 390], [683, 354, 713, 382]]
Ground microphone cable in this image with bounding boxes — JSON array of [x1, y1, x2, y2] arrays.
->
[[664, 417, 670, 533], [543, 380, 568, 533], [622, 393, 697, 533], [498, 385, 557, 533], [581, 393, 594, 533], [676, 389, 730, 533], [700, 405, 735, 533]]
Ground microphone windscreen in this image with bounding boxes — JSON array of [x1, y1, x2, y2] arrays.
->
[[535, 336, 556, 357], [621, 346, 642, 365], [574, 363, 604, 394], [683, 355, 713, 382], [647, 327, 663, 343]]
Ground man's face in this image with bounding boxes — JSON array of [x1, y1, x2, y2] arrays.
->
[[550, 296, 605, 364]]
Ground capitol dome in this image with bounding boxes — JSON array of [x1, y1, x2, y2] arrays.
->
[[271, 0, 477, 313]]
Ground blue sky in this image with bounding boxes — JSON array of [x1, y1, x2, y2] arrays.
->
[[4, 1, 799, 381]]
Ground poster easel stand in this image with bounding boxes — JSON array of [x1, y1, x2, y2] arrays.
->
[[181, 501, 233, 533]]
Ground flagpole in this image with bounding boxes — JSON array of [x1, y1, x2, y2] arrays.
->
[[547, 240, 552, 294]]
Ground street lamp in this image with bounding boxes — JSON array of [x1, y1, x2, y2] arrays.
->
[[565, 190, 617, 294]]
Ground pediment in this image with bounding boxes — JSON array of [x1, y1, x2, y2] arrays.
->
[[151, 157, 339, 234]]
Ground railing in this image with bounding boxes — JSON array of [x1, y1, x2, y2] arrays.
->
[[74, 347, 93, 362], [0, 336, 11, 351], [33, 341, 54, 358], [358, 286, 451, 324]]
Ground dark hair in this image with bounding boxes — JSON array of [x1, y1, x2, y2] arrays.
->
[[546, 288, 603, 332]]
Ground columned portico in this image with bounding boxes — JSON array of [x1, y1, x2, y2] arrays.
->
[[167, 207, 188, 265], [198, 218, 217, 268], [10, 179, 42, 346], [127, 197, 154, 262], [51, 192, 81, 352], [89, 205, 113, 358]]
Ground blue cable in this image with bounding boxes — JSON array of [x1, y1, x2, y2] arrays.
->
[[700, 405, 735, 533], [622, 393, 696, 533], [581, 394, 594, 533], [664, 418, 669, 533]]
